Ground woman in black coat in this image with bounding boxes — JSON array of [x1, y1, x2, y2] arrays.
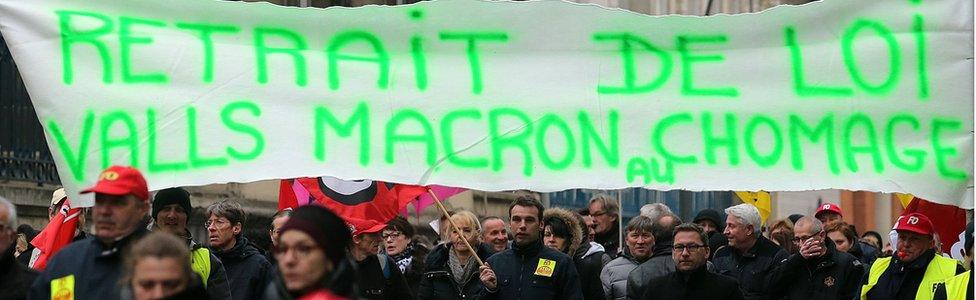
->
[[417, 210, 494, 300], [543, 208, 610, 300]]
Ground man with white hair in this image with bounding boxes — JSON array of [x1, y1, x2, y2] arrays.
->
[[0, 196, 37, 299], [638, 203, 671, 222], [712, 203, 788, 300]]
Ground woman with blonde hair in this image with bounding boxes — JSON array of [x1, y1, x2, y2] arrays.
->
[[417, 210, 495, 300]]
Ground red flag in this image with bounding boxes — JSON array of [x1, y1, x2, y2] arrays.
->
[[280, 176, 427, 225], [902, 196, 967, 255], [278, 179, 313, 211], [30, 199, 82, 270]]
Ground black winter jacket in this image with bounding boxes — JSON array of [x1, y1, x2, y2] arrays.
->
[[711, 236, 788, 300], [639, 266, 744, 300], [29, 228, 148, 300], [417, 242, 495, 300], [625, 242, 674, 300], [2, 245, 37, 300], [397, 242, 429, 297], [573, 242, 611, 300], [480, 238, 583, 300], [848, 241, 877, 266], [594, 225, 620, 259], [212, 236, 274, 300], [356, 254, 412, 300], [767, 239, 864, 300]]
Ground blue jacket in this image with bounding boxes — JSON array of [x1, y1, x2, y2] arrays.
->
[[480, 238, 583, 300], [29, 228, 149, 300]]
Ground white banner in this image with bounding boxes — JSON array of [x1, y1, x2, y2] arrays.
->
[[0, 0, 972, 208]]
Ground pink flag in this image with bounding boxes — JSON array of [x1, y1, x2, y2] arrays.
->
[[402, 185, 467, 216]]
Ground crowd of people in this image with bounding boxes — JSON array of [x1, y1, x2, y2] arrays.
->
[[0, 165, 973, 300]]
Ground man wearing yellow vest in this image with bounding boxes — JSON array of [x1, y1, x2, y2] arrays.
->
[[861, 213, 965, 300], [153, 187, 232, 300], [934, 221, 973, 300]]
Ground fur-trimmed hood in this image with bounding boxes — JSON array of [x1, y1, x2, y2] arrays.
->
[[543, 207, 583, 255]]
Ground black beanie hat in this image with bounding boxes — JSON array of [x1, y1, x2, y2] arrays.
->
[[787, 214, 804, 225], [694, 209, 724, 230], [152, 187, 192, 219], [279, 205, 351, 267]]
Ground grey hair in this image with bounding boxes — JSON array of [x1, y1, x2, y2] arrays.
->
[[589, 194, 619, 217], [625, 216, 655, 233], [640, 203, 672, 222], [207, 200, 246, 232], [725, 204, 761, 236], [0, 196, 15, 229], [794, 216, 823, 234]]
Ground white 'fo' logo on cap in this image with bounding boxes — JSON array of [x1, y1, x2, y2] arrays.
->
[[822, 204, 831, 210], [908, 216, 920, 225]]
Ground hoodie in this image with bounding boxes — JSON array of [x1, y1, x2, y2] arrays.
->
[[546, 208, 610, 300]]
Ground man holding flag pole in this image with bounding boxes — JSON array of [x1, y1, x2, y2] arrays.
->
[[27, 188, 85, 270], [29, 165, 152, 300]]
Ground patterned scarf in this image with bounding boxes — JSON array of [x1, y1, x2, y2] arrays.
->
[[448, 246, 479, 285], [391, 241, 416, 273]]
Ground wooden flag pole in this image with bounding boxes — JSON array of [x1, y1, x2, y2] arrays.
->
[[429, 190, 486, 267]]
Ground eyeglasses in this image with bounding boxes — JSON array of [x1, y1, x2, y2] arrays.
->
[[672, 244, 707, 253], [205, 218, 230, 229], [792, 230, 823, 243], [382, 231, 401, 240], [590, 211, 606, 217], [274, 243, 319, 259]]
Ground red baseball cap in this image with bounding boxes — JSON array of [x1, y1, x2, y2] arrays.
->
[[815, 203, 843, 218], [80, 166, 150, 202], [347, 218, 386, 236], [893, 212, 935, 236]]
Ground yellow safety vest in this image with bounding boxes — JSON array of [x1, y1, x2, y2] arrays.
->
[[941, 270, 970, 300], [860, 255, 960, 300], [190, 247, 212, 287]]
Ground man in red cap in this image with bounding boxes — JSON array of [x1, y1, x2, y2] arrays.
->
[[815, 203, 879, 267], [29, 165, 152, 300], [347, 218, 411, 299], [814, 203, 843, 227], [861, 212, 965, 300]]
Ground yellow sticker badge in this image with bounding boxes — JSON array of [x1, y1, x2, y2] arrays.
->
[[534, 258, 556, 277], [51, 275, 75, 300]]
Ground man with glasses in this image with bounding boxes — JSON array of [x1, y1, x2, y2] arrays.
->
[[206, 200, 273, 300], [767, 216, 863, 299], [640, 223, 742, 300], [861, 213, 965, 300], [589, 194, 621, 258]]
